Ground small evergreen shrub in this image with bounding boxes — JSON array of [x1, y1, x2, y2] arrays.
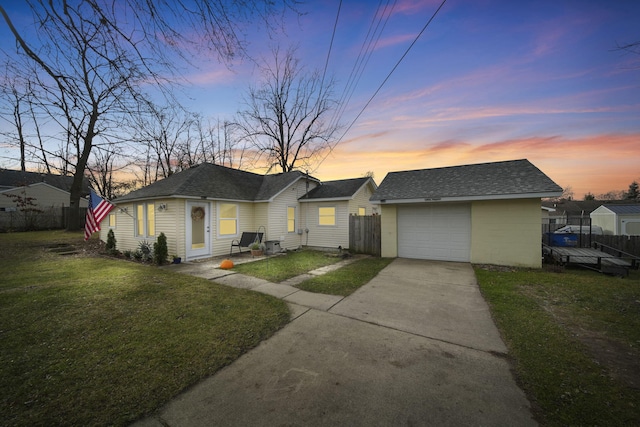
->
[[153, 232, 168, 265], [105, 229, 118, 255]]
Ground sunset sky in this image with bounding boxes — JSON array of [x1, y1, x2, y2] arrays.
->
[[180, 0, 640, 198], [1, 1, 639, 199]]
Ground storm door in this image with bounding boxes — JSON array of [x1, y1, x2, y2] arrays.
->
[[186, 201, 211, 260]]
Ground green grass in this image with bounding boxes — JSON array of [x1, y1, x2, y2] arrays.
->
[[475, 266, 640, 426], [232, 250, 343, 282], [296, 257, 394, 296], [0, 231, 290, 426]]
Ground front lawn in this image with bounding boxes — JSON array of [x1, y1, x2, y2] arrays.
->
[[476, 266, 640, 426], [296, 257, 394, 296], [0, 231, 290, 426], [232, 249, 342, 282]]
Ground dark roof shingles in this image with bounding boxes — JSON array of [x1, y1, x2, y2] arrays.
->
[[371, 159, 562, 201], [303, 177, 370, 199], [116, 164, 314, 202]]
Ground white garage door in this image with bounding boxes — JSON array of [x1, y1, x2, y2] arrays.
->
[[398, 204, 471, 262]]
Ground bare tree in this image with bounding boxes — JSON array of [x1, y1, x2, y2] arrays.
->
[[0, 62, 28, 171], [192, 116, 247, 169], [131, 103, 197, 183], [237, 46, 340, 173], [0, 1, 295, 230]]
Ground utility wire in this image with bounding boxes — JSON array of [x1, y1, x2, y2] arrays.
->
[[315, 0, 448, 173], [319, 0, 342, 97], [329, 0, 397, 131], [329, 0, 386, 129]]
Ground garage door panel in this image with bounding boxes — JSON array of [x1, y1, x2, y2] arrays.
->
[[398, 204, 471, 262]]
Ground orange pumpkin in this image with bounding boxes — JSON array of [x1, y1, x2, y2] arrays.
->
[[219, 259, 234, 270]]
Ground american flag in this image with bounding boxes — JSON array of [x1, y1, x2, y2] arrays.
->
[[84, 189, 114, 241]]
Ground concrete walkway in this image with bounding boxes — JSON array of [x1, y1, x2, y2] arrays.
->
[[135, 258, 536, 426], [164, 254, 362, 312]]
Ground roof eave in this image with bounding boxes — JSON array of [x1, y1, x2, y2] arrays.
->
[[370, 191, 563, 204], [299, 196, 352, 203], [114, 195, 254, 204]]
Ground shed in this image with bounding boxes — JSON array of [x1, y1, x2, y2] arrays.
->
[[590, 204, 640, 236], [370, 159, 562, 267]]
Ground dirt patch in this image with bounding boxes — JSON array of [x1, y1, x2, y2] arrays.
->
[[538, 297, 640, 390], [565, 324, 640, 390]]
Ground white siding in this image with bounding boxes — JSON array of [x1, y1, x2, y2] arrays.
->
[[347, 182, 376, 215], [212, 201, 255, 257], [101, 199, 185, 257], [0, 183, 88, 209], [301, 201, 349, 249], [266, 181, 312, 250]]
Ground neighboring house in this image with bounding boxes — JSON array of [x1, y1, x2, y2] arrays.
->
[[299, 177, 378, 250], [99, 163, 377, 261], [0, 168, 90, 194], [0, 169, 90, 210], [0, 170, 89, 230], [542, 199, 606, 226], [0, 182, 88, 210], [590, 204, 640, 236], [370, 159, 562, 268]]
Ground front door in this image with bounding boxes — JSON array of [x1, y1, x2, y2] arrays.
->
[[186, 201, 211, 260]]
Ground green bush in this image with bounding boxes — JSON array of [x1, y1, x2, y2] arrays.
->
[[105, 229, 118, 255], [153, 233, 168, 265]]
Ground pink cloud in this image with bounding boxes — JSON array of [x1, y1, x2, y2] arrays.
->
[[314, 133, 640, 199]]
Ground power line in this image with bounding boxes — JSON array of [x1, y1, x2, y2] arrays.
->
[[329, 0, 395, 131], [319, 0, 342, 97], [315, 0, 449, 173]]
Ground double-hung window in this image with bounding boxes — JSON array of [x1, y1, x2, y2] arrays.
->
[[108, 212, 116, 228], [135, 203, 155, 237], [287, 206, 296, 233], [318, 206, 336, 226], [219, 203, 238, 236]]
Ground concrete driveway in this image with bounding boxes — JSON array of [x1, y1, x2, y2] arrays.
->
[[134, 258, 536, 426]]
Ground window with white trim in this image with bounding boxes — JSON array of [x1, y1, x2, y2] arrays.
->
[[287, 206, 296, 233], [319, 206, 336, 226], [219, 203, 238, 236], [108, 212, 116, 228], [135, 203, 155, 237], [358, 207, 366, 216]]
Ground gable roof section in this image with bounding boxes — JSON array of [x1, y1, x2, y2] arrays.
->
[[115, 163, 320, 203], [371, 159, 562, 203], [0, 169, 90, 195], [301, 177, 374, 201], [255, 171, 319, 201]]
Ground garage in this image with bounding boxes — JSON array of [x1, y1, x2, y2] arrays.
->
[[397, 203, 471, 262]]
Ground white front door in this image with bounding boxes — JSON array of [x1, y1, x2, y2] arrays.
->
[[186, 201, 211, 260]]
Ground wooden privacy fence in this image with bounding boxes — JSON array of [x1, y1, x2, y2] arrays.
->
[[593, 235, 640, 257], [349, 214, 381, 256]]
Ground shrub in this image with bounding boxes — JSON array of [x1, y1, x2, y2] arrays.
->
[[153, 233, 168, 265], [137, 240, 153, 262], [105, 229, 118, 255]]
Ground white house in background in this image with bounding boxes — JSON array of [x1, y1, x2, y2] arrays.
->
[[590, 204, 640, 236], [99, 163, 377, 261], [0, 169, 89, 211]]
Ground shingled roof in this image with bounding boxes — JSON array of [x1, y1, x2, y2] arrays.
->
[[370, 159, 562, 202], [115, 163, 318, 203], [301, 177, 374, 201], [0, 169, 90, 195]]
